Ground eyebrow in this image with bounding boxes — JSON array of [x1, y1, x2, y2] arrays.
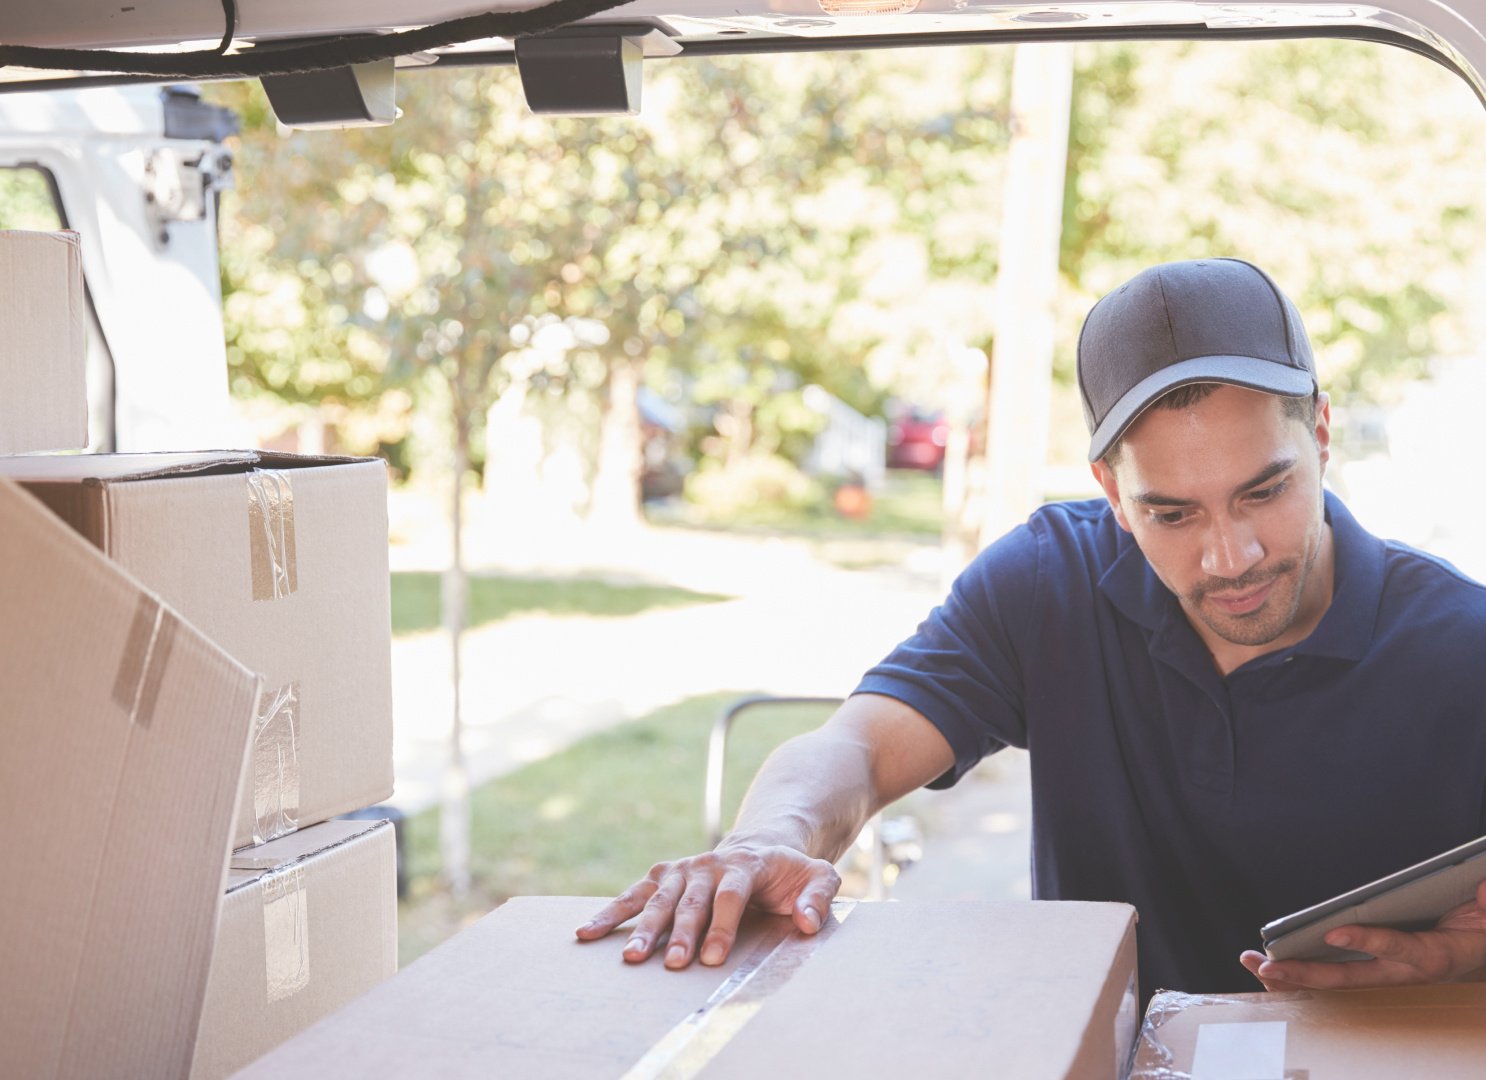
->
[[1131, 456, 1298, 508]]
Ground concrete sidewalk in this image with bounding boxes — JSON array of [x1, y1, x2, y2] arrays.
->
[[387, 519, 948, 814]]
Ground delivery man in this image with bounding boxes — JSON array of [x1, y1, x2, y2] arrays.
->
[[577, 258, 1486, 999]]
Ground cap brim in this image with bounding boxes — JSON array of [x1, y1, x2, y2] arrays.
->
[[1087, 355, 1316, 462]]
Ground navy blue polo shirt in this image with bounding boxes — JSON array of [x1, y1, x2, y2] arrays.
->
[[857, 492, 1486, 1001]]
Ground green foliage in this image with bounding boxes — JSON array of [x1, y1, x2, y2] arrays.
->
[[666, 465, 944, 539], [682, 453, 823, 519], [389, 570, 730, 637], [214, 39, 1486, 484], [1062, 39, 1486, 404], [0, 167, 63, 229]]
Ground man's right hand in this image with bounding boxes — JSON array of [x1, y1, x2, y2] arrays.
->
[[573, 844, 842, 969]]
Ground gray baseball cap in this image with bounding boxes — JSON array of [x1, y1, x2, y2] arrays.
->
[[1078, 257, 1317, 462]]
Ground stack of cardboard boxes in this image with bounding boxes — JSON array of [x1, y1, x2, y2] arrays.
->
[[0, 230, 398, 1079]]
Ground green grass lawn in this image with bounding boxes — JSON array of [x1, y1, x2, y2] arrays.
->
[[390, 572, 732, 637], [651, 469, 944, 540], [397, 693, 845, 965]]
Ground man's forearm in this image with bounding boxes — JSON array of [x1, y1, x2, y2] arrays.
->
[[720, 728, 878, 864]]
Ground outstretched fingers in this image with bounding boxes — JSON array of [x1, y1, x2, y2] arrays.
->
[[575, 847, 838, 969], [664, 870, 723, 969], [625, 866, 689, 963], [575, 869, 666, 942], [698, 866, 757, 966]]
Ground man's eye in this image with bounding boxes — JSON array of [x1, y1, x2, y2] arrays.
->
[[1152, 509, 1190, 526], [1249, 480, 1289, 503]]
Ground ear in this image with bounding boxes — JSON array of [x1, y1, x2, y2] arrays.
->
[[1090, 459, 1133, 533], [1313, 391, 1332, 475]]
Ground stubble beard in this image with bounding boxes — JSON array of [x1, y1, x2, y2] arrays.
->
[[1184, 534, 1320, 648]]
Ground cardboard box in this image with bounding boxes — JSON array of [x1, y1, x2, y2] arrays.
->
[[0, 476, 259, 1079], [1132, 984, 1486, 1079], [0, 449, 394, 849], [237, 898, 1139, 1079], [192, 818, 398, 1080], [0, 230, 87, 453]]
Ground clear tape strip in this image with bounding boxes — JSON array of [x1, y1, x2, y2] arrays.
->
[[110, 594, 177, 728], [619, 901, 856, 1080], [247, 469, 298, 601], [252, 681, 301, 845], [262, 865, 310, 1003]]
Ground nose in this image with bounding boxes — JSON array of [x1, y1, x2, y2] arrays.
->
[[1201, 514, 1264, 580]]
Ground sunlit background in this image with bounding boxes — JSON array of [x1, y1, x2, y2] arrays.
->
[[7, 36, 1482, 962]]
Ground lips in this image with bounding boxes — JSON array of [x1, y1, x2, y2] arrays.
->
[[1205, 578, 1277, 616]]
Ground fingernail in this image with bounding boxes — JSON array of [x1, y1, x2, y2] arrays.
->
[[667, 944, 686, 964], [701, 942, 725, 965], [801, 908, 821, 932], [626, 935, 646, 953], [1327, 932, 1351, 949]]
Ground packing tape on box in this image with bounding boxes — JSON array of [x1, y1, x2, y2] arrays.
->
[[111, 594, 179, 728], [247, 469, 298, 602], [1133, 992, 1306, 1080], [261, 865, 311, 1003], [252, 681, 301, 845], [619, 900, 857, 1080]]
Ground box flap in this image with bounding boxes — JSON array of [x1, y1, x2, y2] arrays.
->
[[698, 900, 1137, 1079], [254, 450, 380, 470], [227, 818, 391, 889], [0, 449, 259, 483], [0, 451, 383, 485], [0, 476, 260, 1079]]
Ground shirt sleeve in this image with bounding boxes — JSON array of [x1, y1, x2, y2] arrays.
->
[[854, 517, 1040, 788]]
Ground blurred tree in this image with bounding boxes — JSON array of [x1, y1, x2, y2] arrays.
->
[[214, 65, 801, 892], [1062, 39, 1486, 411]]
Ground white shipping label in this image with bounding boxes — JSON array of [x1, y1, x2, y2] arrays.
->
[[1191, 1020, 1287, 1080]]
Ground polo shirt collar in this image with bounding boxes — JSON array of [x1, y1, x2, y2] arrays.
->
[[1097, 489, 1384, 663]]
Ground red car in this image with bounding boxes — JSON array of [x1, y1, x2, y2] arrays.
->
[[887, 408, 949, 471]]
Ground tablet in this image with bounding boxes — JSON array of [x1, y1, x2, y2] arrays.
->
[[1261, 833, 1486, 963]]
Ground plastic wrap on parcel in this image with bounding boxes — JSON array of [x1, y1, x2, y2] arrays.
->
[[0, 476, 259, 1080], [1131, 984, 1486, 1079]]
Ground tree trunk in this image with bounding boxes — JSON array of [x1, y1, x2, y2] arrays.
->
[[980, 43, 1074, 549], [941, 344, 989, 588], [588, 355, 643, 530], [440, 406, 472, 898]]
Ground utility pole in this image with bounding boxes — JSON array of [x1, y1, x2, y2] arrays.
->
[[980, 43, 1074, 549]]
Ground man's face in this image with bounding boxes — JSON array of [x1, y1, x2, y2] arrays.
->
[[1092, 385, 1332, 654]]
